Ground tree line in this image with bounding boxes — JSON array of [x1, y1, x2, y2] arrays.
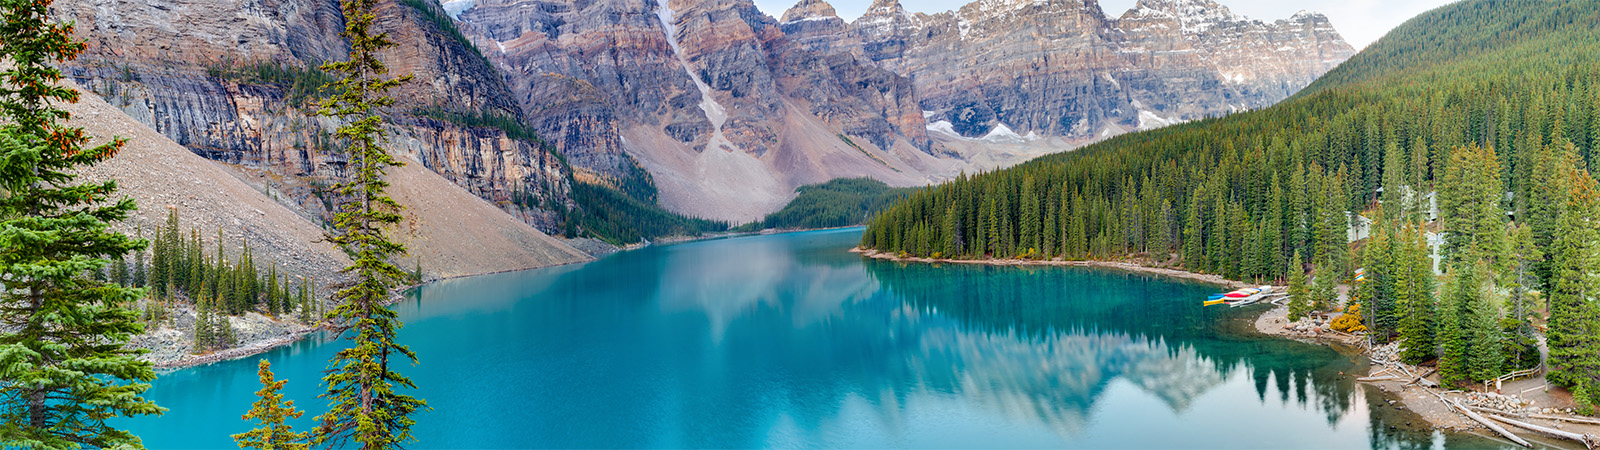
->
[[862, 0, 1600, 410], [735, 178, 912, 231]]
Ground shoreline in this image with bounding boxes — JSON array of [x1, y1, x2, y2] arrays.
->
[[145, 257, 596, 371], [850, 247, 1255, 290], [852, 247, 1596, 445], [152, 327, 319, 371]]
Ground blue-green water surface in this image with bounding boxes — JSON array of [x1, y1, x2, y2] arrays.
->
[[124, 229, 1515, 448]]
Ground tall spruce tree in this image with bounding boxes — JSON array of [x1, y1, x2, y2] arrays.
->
[[312, 0, 428, 445], [1462, 261, 1505, 383], [1437, 267, 1471, 387], [0, 0, 165, 444], [1438, 144, 1507, 267], [1397, 223, 1438, 364], [1287, 251, 1310, 321], [1310, 259, 1338, 313], [1505, 223, 1541, 346], [1548, 167, 1600, 400]]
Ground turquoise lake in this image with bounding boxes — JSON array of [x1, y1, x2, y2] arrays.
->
[[124, 228, 1516, 448]]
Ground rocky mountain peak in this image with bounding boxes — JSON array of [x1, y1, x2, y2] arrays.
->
[[864, 0, 905, 15], [1286, 9, 1339, 29], [853, 0, 921, 42], [1122, 0, 1240, 32], [780, 0, 839, 23]]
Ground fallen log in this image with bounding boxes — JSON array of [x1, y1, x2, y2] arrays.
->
[[1487, 414, 1600, 449], [1394, 363, 1417, 379], [1358, 375, 1401, 382], [1451, 400, 1533, 448], [1528, 413, 1600, 426]]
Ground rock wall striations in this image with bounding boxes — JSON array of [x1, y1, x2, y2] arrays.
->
[[795, 0, 1355, 140], [57, 0, 575, 233], [457, 0, 946, 222]]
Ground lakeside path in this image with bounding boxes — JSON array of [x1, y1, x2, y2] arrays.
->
[[854, 247, 1599, 448]]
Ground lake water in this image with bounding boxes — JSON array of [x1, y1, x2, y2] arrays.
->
[[124, 228, 1515, 448]]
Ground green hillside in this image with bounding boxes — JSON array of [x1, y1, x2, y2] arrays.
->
[[860, 0, 1600, 406], [735, 178, 912, 231]]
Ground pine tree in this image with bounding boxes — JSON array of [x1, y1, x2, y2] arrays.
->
[[132, 245, 147, 288], [941, 202, 960, 258], [1462, 261, 1505, 383], [1382, 140, 1407, 220], [188, 230, 204, 299], [267, 264, 281, 317], [1505, 222, 1541, 354], [1548, 167, 1600, 394], [984, 196, 999, 256], [1397, 223, 1438, 364], [1019, 176, 1039, 255], [113, 255, 131, 286], [194, 283, 214, 353], [298, 281, 312, 324], [1310, 259, 1338, 313], [1438, 268, 1471, 387], [0, 0, 164, 443], [1287, 251, 1310, 321], [313, 0, 428, 444], [1438, 144, 1506, 266], [1184, 194, 1204, 269], [235, 360, 309, 450]]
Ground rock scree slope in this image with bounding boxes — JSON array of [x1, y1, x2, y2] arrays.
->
[[68, 79, 591, 285]]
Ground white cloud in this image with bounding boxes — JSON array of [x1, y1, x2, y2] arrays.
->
[[753, 0, 1458, 50]]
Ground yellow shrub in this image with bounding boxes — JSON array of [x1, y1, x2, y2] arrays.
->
[[1331, 304, 1367, 333]]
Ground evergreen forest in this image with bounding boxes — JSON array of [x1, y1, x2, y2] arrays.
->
[[861, 0, 1600, 408], [736, 178, 912, 231]]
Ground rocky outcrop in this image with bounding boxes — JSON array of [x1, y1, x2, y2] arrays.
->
[[58, 0, 575, 234]]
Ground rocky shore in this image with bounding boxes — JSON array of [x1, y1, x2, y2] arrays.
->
[[1255, 303, 1599, 447], [127, 303, 318, 370]]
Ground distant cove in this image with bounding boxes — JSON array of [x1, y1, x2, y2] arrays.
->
[[124, 229, 1514, 448]]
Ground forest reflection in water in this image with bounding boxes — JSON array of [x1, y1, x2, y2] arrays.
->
[[125, 229, 1514, 449]]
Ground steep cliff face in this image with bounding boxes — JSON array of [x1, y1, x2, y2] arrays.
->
[[819, 0, 1354, 140], [57, 0, 574, 233], [1112, 0, 1352, 124], [459, 0, 945, 222], [457, 0, 688, 184]]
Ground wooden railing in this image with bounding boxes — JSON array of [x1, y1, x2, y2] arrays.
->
[[1484, 364, 1544, 392]]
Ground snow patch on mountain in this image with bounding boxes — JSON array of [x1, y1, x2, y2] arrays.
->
[[442, 0, 474, 19]]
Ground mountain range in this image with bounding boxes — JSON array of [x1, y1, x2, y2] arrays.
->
[[59, 0, 1352, 234]]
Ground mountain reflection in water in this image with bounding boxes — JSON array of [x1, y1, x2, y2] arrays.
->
[[124, 229, 1513, 449]]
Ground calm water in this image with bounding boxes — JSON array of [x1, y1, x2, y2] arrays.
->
[[124, 228, 1516, 448]]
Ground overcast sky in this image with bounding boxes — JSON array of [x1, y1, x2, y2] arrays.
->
[[751, 0, 1458, 49]]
